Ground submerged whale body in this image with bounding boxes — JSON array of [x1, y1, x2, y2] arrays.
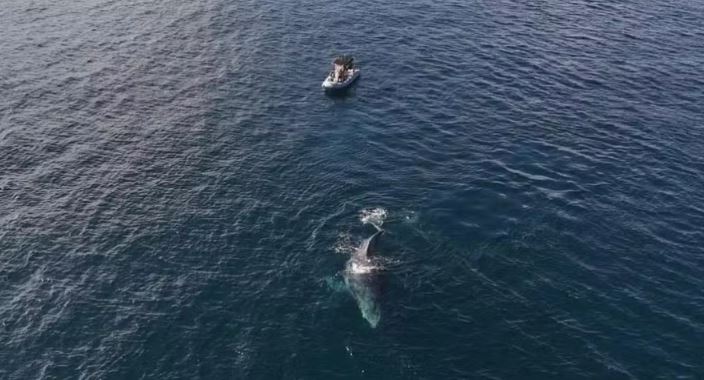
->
[[344, 227, 384, 327]]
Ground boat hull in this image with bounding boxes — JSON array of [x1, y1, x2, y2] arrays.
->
[[322, 70, 360, 91]]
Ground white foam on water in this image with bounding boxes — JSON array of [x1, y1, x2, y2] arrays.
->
[[401, 210, 418, 224], [359, 207, 388, 229], [348, 261, 382, 274], [334, 232, 356, 255]]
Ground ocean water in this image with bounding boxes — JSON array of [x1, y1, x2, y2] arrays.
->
[[2, 0, 704, 378]]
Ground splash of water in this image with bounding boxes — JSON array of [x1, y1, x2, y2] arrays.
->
[[349, 261, 382, 274], [359, 207, 387, 230]]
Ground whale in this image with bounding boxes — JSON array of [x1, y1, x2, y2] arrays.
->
[[343, 226, 385, 327]]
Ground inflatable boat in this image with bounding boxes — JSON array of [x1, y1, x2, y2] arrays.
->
[[322, 55, 360, 91]]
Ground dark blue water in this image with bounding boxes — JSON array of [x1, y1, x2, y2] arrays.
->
[[2, 0, 704, 378]]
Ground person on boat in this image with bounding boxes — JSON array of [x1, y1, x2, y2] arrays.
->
[[335, 64, 345, 82], [339, 67, 347, 82]]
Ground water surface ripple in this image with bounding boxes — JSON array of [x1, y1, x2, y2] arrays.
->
[[1, 0, 703, 378]]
